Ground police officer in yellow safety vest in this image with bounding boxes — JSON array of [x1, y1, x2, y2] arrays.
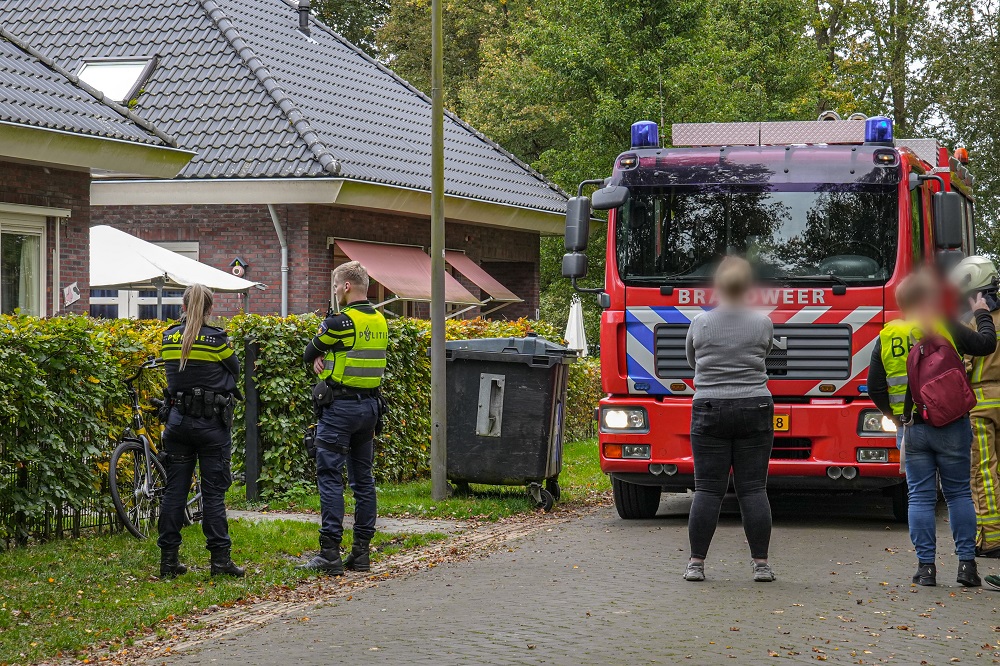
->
[[951, 256, 1000, 559], [299, 260, 388, 575]]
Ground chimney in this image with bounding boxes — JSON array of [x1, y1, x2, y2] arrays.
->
[[298, 0, 311, 36]]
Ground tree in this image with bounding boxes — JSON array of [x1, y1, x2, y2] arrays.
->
[[313, 0, 391, 54]]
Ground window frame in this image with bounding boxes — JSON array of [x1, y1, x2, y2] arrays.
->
[[77, 57, 157, 104], [0, 212, 47, 317]]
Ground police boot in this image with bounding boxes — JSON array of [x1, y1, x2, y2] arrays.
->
[[297, 538, 344, 575], [209, 550, 245, 578], [343, 538, 371, 572], [159, 548, 188, 579]]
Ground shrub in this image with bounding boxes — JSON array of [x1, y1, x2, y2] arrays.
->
[[0, 313, 603, 530]]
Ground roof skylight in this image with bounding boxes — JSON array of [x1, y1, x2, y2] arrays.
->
[[77, 59, 155, 103]]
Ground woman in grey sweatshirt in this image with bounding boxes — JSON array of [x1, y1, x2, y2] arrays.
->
[[683, 256, 775, 582]]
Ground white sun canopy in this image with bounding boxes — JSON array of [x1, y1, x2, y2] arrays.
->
[[90, 225, 260, 292]]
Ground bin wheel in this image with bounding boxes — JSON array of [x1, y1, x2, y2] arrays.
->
[[545, 478, 561, 502], [452, 481, 471, 496], [528, 483, 556, 513]]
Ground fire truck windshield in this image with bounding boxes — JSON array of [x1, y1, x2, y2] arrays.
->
[[615, 184, 898, 287]]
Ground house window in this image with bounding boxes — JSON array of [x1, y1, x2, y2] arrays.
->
[[90, 241, 197, 320], [0, 214, 46, 317], [77, 58, 156, 103]]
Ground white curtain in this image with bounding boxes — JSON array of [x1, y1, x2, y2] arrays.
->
[[19, 234, 40, 316]]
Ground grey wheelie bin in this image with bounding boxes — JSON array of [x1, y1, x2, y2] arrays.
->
[[443, 334, 575, 511]]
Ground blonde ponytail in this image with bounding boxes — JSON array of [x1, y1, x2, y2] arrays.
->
[[179, 284, 214, 371]]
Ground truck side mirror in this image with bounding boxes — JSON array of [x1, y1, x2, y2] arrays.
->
[[562, 252, 588, 279], [591, 185, 629, 211], [564, 196, 591, 252], [934, 191, 964, 249]]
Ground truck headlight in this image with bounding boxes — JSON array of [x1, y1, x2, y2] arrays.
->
[[601, 407, 648, 432], [859, 409, 896, 436]]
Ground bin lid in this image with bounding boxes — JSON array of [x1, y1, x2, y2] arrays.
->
[[444, 334, 576, 367]]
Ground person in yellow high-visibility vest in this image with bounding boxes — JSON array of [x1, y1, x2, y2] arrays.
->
[[299, 261, 388, 576], [868, 270, 995, 588], [950, 256, 1000, 560]]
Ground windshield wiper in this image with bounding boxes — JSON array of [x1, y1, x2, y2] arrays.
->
[[770, 273, 849, 295], [625, 275, 709, 285]]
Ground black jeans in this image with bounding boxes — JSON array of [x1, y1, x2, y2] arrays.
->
[[157, 408, 233, 555], [316, 396, 379, 545], [689, 396, 774, 560]]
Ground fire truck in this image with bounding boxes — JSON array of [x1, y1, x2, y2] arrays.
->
[[562, 114, 977, 521]]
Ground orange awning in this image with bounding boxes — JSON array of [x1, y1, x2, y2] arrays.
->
[[445, 251, 522, 303], [335, 240, 480, 305]]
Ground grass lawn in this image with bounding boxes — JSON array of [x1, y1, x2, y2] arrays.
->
[[230, 439, 609, 520], [0, 519, 443, 665]]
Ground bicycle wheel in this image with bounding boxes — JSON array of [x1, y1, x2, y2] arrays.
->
[[109, 439, 167, 539]]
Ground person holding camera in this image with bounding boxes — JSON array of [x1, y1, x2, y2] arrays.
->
[[951, 257, 1000, 564], [299, 261, 388, 575]]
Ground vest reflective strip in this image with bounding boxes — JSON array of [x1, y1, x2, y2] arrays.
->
[[343, 366, 386, 377], [348, 349, 387, 360], [889, 394, 906, 404], [886, 376, 908, 387]]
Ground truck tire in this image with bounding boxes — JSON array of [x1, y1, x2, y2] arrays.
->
[[889, 482, 908, 523], [612, 477, 661, 519]]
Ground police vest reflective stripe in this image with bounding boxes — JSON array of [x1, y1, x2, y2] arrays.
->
[[879, 319, 957, 415], [321, 306, 388, 389], [161, 328, 235, 363]]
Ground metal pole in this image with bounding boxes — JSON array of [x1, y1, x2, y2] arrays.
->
[[155, 277, 164, 321], [430, 0, 448, 500], [244, 341, 261, 501]]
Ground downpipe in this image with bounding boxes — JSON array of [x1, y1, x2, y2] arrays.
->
[[266, 204, 289, 317]]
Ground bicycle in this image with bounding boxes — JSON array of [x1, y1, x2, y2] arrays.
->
[[108, 358, 203, 539]]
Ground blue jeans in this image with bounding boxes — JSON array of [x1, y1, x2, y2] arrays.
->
[[315, 396, 379, 545], [903, 417, 977, 562]]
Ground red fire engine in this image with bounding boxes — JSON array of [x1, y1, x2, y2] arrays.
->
[[562, 115, 977, 521]]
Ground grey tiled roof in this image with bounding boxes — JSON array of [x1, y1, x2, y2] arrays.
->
[[0, 0, 568, 213], [0, 27, 168, 146]]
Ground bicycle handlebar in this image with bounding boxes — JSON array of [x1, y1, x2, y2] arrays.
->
[[125, 358, 164, 386]]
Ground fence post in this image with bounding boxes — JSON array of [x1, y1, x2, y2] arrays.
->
[[244, 341, 262, 502]]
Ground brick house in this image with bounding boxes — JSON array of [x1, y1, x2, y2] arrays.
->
[[2, 0, 568, 319], [0, 27, 192, 316]]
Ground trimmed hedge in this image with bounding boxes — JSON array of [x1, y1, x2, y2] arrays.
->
[[0, 313, 601, 532]]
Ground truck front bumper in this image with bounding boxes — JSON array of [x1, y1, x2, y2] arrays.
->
[[599, 396, 904, 490]]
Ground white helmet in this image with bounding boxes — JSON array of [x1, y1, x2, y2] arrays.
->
[[950, 255, 999, 294]]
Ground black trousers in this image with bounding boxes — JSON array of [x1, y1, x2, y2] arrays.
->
[[688, 396, 774, 560], [157, 408, 233, 555]]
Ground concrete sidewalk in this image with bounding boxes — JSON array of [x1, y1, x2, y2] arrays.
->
[[162, 494, 1000, 665]]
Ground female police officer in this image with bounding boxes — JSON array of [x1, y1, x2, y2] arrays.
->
[[157, 284, 243, 578]]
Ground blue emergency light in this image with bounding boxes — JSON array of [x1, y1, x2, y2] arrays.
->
[[864, 116, 893, 144], [631, 121, 659, 149]]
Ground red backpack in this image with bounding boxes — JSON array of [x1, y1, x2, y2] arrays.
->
[[905, 333, 976, 427]]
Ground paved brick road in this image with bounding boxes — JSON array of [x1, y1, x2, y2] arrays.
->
[[164, 494, 1000, 665]]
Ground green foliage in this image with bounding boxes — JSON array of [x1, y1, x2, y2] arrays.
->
[[0, 315, 161, 542], [226, 314, 586, 499], [0, 314, 601, 528]]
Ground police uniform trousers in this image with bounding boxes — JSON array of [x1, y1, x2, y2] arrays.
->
[[157, 408, 233, 554], [971, 381, 1000, 553], [315, 395, 379, 545]]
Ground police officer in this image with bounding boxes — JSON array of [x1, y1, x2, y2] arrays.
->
[[951, 256, 1000, 558], [158, 284, 243, 579], [299, 261, 387, 575]]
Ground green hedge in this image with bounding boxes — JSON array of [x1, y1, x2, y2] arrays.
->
[[0, 313, 602, 533]]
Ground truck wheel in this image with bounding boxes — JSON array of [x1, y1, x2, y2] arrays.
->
[[890, 483, 909, 523], [612, 477, 661, 519]]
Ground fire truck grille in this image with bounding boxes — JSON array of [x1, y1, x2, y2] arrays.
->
[[653, 324, 853, 380], [771, 438, 812, 460]]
